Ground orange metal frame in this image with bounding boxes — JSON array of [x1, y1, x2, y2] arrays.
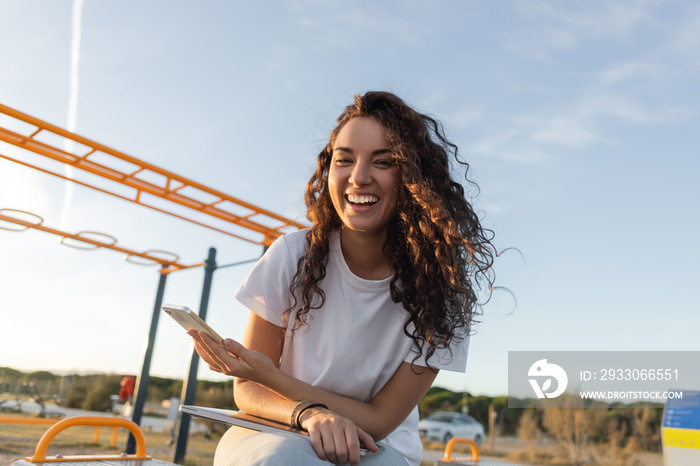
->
[[0, 415, 122, 451], [0, 415, 62, 426], [22, 416, 151, 463], [440, 437, 480, 463], [0, 103, 304, 246], [0, 209, 201, 274]]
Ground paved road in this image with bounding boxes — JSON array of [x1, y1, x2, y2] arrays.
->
[[9, 401, 207, 433], [422, 447, 528, 465]]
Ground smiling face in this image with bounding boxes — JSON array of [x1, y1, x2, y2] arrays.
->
[[328, 117, 400, 240]]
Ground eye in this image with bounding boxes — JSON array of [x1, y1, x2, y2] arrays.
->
[[375, 158, 394, 167], [333, 156, 353, 165]]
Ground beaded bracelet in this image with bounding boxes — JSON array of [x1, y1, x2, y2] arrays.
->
[[290, 400, 310, 428], [295, 402, 329, 429]]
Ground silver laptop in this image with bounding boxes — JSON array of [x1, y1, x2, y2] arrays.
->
[[180, 405, 309, 436], [180, 405, 383, 456]]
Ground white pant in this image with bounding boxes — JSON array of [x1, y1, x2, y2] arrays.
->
[[214, 426, 409, 466]]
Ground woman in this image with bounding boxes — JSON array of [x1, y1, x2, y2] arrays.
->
[[190, 91, 495, 466]]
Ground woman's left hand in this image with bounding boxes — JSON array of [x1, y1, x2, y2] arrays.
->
[[187, 330, 277, 384], [300, 407, 378, 466]]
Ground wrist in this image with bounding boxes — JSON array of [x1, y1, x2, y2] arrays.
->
[[290, 400, 310, 428], [297, 403, 329, 429], [250, 361, 278, 389]]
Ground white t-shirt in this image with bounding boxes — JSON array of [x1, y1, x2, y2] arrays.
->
[[235, 229, 469, 466]]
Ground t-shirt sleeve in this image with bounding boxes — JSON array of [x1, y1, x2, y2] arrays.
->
[[234, 231, 305, 327], [403, 329, 470, 373]]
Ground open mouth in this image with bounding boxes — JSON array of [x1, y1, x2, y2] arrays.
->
[[345, 193, 379, 207]]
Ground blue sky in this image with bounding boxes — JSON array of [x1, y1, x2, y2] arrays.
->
[[1, 0, 698, 396]]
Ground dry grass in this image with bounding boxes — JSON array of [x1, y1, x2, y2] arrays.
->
[[420, 437, 662, 466], [2, 418, 664, 466], [0, 416, 219, 465]]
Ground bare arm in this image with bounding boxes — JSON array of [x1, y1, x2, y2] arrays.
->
[[229, 311, 296, 426], [192, 311, 438, 440], [192, 311, 378, 464]]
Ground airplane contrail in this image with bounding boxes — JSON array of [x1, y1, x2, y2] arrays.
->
[[59, 0, 84, 230]]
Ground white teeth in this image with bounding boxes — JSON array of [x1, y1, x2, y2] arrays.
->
[[347, 194, 379, 204]]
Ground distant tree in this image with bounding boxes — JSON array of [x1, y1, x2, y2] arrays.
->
[[26, 371, 58, 380], [195, 381, 235, 410], [65, 379, 90, 408], [166, 380, 184, 399], [82, 376, 122, 412], [0, 367, 24, 379], [143, 376, 179, 402], [417, 388, 523, 435], [418, 386, 463, 416], [149, 376, 177, 390]]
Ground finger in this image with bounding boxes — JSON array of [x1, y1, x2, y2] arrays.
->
[[196, 332, 238, 369], [187, 328, 206, 347], [223, 338, 250, 358], [191, 335, 222, 364], [321, 429, 339, 464], [344, 428, 361, 466], [192, 341, 224, 372], [197, 331, 224, 352], [197, 333, 246, 365], [188, 330, 248, 377], [334, 435, 351, 465], [188, 330, 222, 361], [308, 429, 330, 462], [190, 332, 239, 375], [310, 423, 338, 464], [356, 426, 378, 452], [191, 338, 216, 364]]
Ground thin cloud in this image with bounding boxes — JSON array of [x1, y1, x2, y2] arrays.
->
[[507, 0, 661, 61], [468, 125, 555, 164], [594, 10, 700, 87], [667, 4, 700, 61], [531, 117, 603, 147], [598, 62, 662, 85], [283, 2, 428, 55], [578, 92, 697, 124]]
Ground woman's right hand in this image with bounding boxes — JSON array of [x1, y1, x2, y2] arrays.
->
[[188, 330, 278, 385], [300, 407, 378, 466]]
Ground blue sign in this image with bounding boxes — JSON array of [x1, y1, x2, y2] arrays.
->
[[664, 390, 700, 430]]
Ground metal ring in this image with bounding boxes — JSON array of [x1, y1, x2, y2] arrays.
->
[[0, 209, 44, 231], [59, 231, 119, 250], [124, 249, 180, 266]]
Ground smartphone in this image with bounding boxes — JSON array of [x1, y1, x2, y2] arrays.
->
[[162, 304, 225, 345]]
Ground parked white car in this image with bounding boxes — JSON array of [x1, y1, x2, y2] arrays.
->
[[418, 411, 485, 445]]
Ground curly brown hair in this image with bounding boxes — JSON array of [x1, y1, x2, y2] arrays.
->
[[287, 91, 495, 368]]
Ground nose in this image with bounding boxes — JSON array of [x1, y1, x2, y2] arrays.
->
[[348, 160, 371, 186]]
